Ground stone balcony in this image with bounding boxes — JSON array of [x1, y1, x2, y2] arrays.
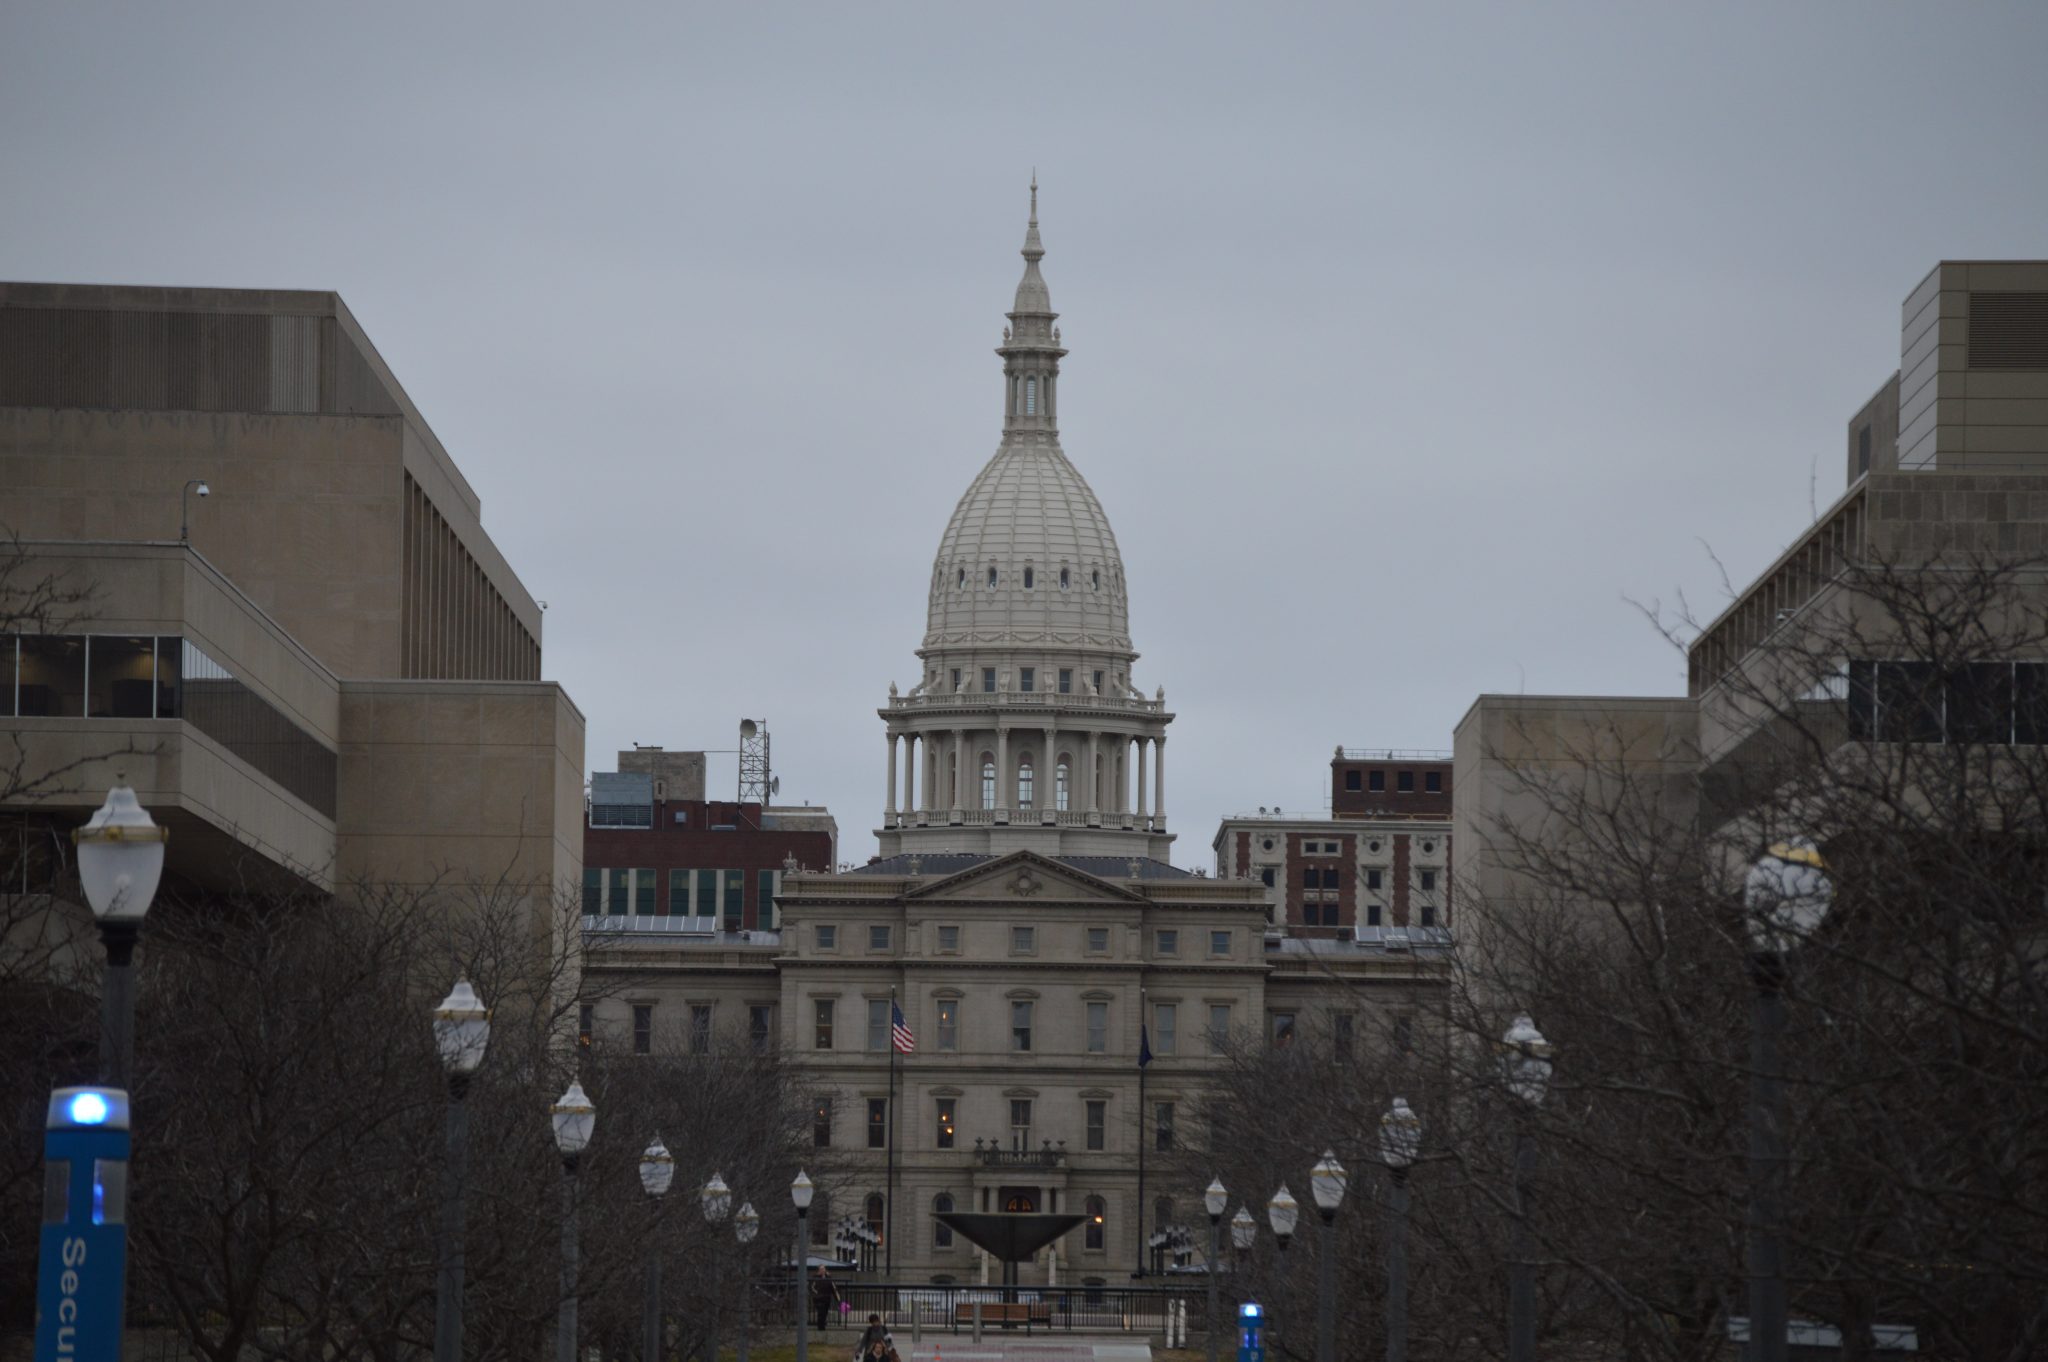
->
[[883, 690, 1167, 717], [884, 807, 1162, 832], [973, 1140, 1067, 1169]]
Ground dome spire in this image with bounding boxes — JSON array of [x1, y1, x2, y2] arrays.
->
[[1012, 174, 1052, 315]]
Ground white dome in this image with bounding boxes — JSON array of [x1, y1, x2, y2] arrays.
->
[[923, 439, 1131, 655]]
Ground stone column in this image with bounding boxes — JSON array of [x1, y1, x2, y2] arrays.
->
[[952, 728, 967, 817], [901, 733, 916, 813], [1085, 732, 1100, 816], [1045, 720, 1058, 821], [886, 733, 898, 819], [1155, 736, 1166, 822], [1135, 736, 1149, 820], [996, 726, 1010, 819]]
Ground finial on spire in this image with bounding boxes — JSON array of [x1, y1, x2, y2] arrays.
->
[[1020, 173, 1045, 265], [1030, 170, 1037, 225]]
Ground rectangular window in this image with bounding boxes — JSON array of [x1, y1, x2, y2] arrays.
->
[[1420, 870, 1437, 892], [1425, 771, 1442, 793], [936, 1097, 956, 1148], [1369, 770, 1385, 791], [695, 869, 718, 923], [983, 668, 997, 693], [1393, 1016, 1414, 1053], [1345, 770, 1361, 790], [578, 1003, 594, 1049], [1086, 927, 1109, 954], [749, 1005, 773, 1053], [1271, 1012, 1296, 1046], [936, 998, 959, 1051], [1020, 667, 1035, 692], [869, 924, 891, 951], [1209, 929, 1230, 957], [1208, 1004, 1231, 1052], [816, 924, 837, 951], [636, 869, 657, 915], [867, 1098, 888, 1149], [1087, 1000, 1108, 1053], [1058, 668, 1073, 694], [1333, 1012, 1354, 1057], [1322, 867, 1340, 889], [1260, 867, 1275, 887], [868, 998, 891, 1051], [1367, 903, 1383, 926], [632, 1004, 653, 1055], [1155, 929, 1178, 956], [689, 1004, 712, 1054], [1012, 925, 1036, 954], [1302, 868, 1318, 889], [1398, 770, 1415, 792], [937, 924, 960, 953], [1087, 1099, 1107, 1151], [1155, 1003, 1177, 1055], [1010, 1098, 1032, 1149], [757, 869, 778, 928], [1367, 869, 1382, 891], [723, 870, 744, 928], [1420, 904, 1436, 927], [1011, 1000, 1033, 1052], [950, 668, 961, 692], [814, 999, 835, 1050], [1155, 1102, 1175, 1152], [1093, 670, 1104, 694], [814, 1099, 832, 1147], [581, 868, 601, 914], [667, 868, 689, 917]]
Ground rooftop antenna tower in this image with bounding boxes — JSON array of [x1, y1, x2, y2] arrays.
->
[[738, 719, 775, 804]]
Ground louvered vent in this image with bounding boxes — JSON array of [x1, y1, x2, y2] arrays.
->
[[1968, 292, 2048, 370]]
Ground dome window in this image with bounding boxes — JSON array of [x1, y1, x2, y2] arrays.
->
[[1018, 757, 1034, 810], [987, 566, 998, 589], [1025, 377, 1038, 415], [1091, 569, 1100, 591], [957, 567, 965, 590], [1023, 567, 1034, 589], [981, 758, 997, 810], [1059, 567, 1070, 590]]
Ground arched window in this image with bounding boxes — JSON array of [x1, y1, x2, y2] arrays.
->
[[1055, 759, 1071, 812], [987, 565, 998, 589], [1154, 1197, 1174, 1238], [1085, 1194, 1106, 1251], [934, 1193, 955, 1248], [1059, 567, 1070, 590], [866, 1192, 885, 1242], [1018, 757, 1034, 810], [1091, 569, 1100, 591], [981, 758, 996, 809], [1026, 377, 1038, 414], [810, 1190, 831, 1244], [957, 567, 965, 589], [1023, 566, 1034, 589]]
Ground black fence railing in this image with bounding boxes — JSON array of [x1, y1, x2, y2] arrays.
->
[[767, 1279, 1214, 1336]]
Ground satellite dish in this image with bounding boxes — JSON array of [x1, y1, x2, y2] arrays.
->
[[771, 776, 781, 796], [740, 719, 758, 738]]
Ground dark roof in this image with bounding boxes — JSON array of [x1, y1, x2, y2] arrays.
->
[[852, 853, 1194, 881]]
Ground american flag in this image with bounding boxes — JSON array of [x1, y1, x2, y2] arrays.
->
[[891, 1001, 916, 1054]]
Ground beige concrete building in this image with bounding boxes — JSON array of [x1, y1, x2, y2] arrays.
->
[[1, 283, 583, 924]]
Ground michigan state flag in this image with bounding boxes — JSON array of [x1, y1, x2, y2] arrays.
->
[[1139, 1023, 1153, 1068]]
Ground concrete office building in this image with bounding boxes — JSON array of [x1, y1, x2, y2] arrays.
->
[[0, 283, 583, 928], [582, 192, 1449, 1285]]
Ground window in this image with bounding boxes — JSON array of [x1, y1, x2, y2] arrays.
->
[[637, 870, 658, 915], [870, 924, 892, 951], [1208, 1004, 1231, 1052], [1426, 771, 1442, 793], [1420, 904, 1437, 927], [581, 869, 601, 914], [937, 924, 960, 953], [1367, 869, 1382, 891], [1156, 929, 1178, 956], [1155, 1102, 1175, 1152], [1091, 569, 1100, 591], [1155, 1004, 1177, 1055], [814, 1099, 832, 1147], [1398, 770, 1415, 792], [867, 1098, 888, 1149], [666, 868, 688, 916], [956, 569, 965, 591], [1333, 1012, 1354, 1058], [868, 999, 890, 1051], [1302, 868, 1319, 889], [1025, 376, 1038, 414], [723, 870, 743, 928], [950, 667, 961, 691], [1018, 760, 1034, 810], [1420, 870, 1437, 892], [936, 1097, 956, 1148], [1271, 1012, 1296, 1046], [749, 1005, 773, 1054], [1367, 903, 1383, 926], [1093, 669, 1104, 693], [1010, 1099, 1033, 1149], [815, 924, 837, 951], [936, 998, 959, 1051], [633, 1004, 653, 1054], [1260, 868, 1275, 887], [1210, 929, 1231, 957], [1023, 568, 1035, 590], [982, 668, 996, 693], [1857, 424, 1873, 476], [1020, 667, 1035, 691], [758, 869, 778, 928], [1086, 926, 1109, 954], [1369, 770, 1385, 792], [1323, 868, 1340, 889], [815, 999, 835, 1050], [1012, 925, 1036, 954], [1085, 1194, 1106, 1248], [865, 1193, 885, 1238], [1345, 770, 1362, 790], [982, 759, 996, 808], [1086, 1101, 1107, 1152], [1011, 1000, 1034, 1051], [1393, 1016, 1414, 1053], [690, 1004, 712, 1054], [987, 566, 998, 589], [578, 1003, 594, 1050], [934, 1193, 955, 1247], [1058, 668, 1072, 693], [1087, 1001, 1108, 1053]]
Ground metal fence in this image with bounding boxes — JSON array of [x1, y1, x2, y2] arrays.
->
[[769, 1279, 1213, 1337]]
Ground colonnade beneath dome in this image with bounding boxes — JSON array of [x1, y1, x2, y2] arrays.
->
[[883, 727, 1166, 830]]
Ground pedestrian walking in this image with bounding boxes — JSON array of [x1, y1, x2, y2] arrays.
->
[[811, 1265, 840, 1332]]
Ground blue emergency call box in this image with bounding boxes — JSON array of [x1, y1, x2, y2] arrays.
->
[[35, 1086, 131, 1362], [1237, 1300, 1265, 1362]]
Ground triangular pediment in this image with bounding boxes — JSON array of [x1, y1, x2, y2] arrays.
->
[[906, 849, 1147, 904]]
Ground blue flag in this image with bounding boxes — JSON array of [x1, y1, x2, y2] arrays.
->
[[1139, 1023, 1153, 1068]]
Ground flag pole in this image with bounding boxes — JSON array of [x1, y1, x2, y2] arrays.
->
[[887, 983, 897, 1277], [1137, 985, 1148, 1279]]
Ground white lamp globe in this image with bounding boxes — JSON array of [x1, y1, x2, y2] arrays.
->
[[1230, 1205, 1256, 1250], [551, 1080, 596, 1158], [1501, 1014, 1553, 1107], [1266, 1184, 1299, 1240], [1380, 1097, 1423, 1169], [790, 1169, 815, 1211], [432, 978, 492, 1076], [1309, 1151, 1348, 1213], [640, 1137, 675, 1197], [736, 1201, 760, 1243], [74, 784, 167, 923], [1204, 1178, 1228, 1220], [702, 1171, 733, 1223], [1745, 837, 1834, 954]]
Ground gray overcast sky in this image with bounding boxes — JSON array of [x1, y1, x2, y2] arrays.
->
[[5, 3, 2046, 867]]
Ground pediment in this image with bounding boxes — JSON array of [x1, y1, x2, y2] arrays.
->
[[907, 849, 1147, 904]]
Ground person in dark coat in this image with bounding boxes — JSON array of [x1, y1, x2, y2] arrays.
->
[[811, 1265, 840, 1331]]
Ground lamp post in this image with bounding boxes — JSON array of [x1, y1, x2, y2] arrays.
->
[[73, 783, 167, 1089], [431, 978, 491, 1362], [551, 1081, 596, 1362], [1380, 1099, 1423, 1362], [792, 1171, 815, 1362], [1266, 1184, 1297, 1351], [1204, 1179, 1227, 1362], [1502, 1015, 1553, 1362], [735, 1201, 760, 1362], [180, 479, 210, 543], [1309, 1152, 1347, 1362], [1230, 1204, 1256, 1267], [1743, 840, 1833, 1362], [641, 1138, 675, 1362], [703, 1172, 732, 1362]]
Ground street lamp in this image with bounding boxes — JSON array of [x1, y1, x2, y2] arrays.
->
[[792, 1170, 815, 1362], [1204, 1179, 1227, 1362], [431, 977, 491, 1362], [1266, 1184, 1298, 1253], [735, 1202, 760, 1362], [551, 1080, 596, 1362], [1380, 1098, 1423, 1362], [1501, 1014, 1552, 1362], [180, 479, 210, 543], [1309, 1152, 1347, 1362], [1230, 1205, 1256, 1254], [641, 1137, 674, 1362], [1743, 839, 1833, 1362], [703, 1173, 732, 1362], [73, 783, 167, 1089]]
